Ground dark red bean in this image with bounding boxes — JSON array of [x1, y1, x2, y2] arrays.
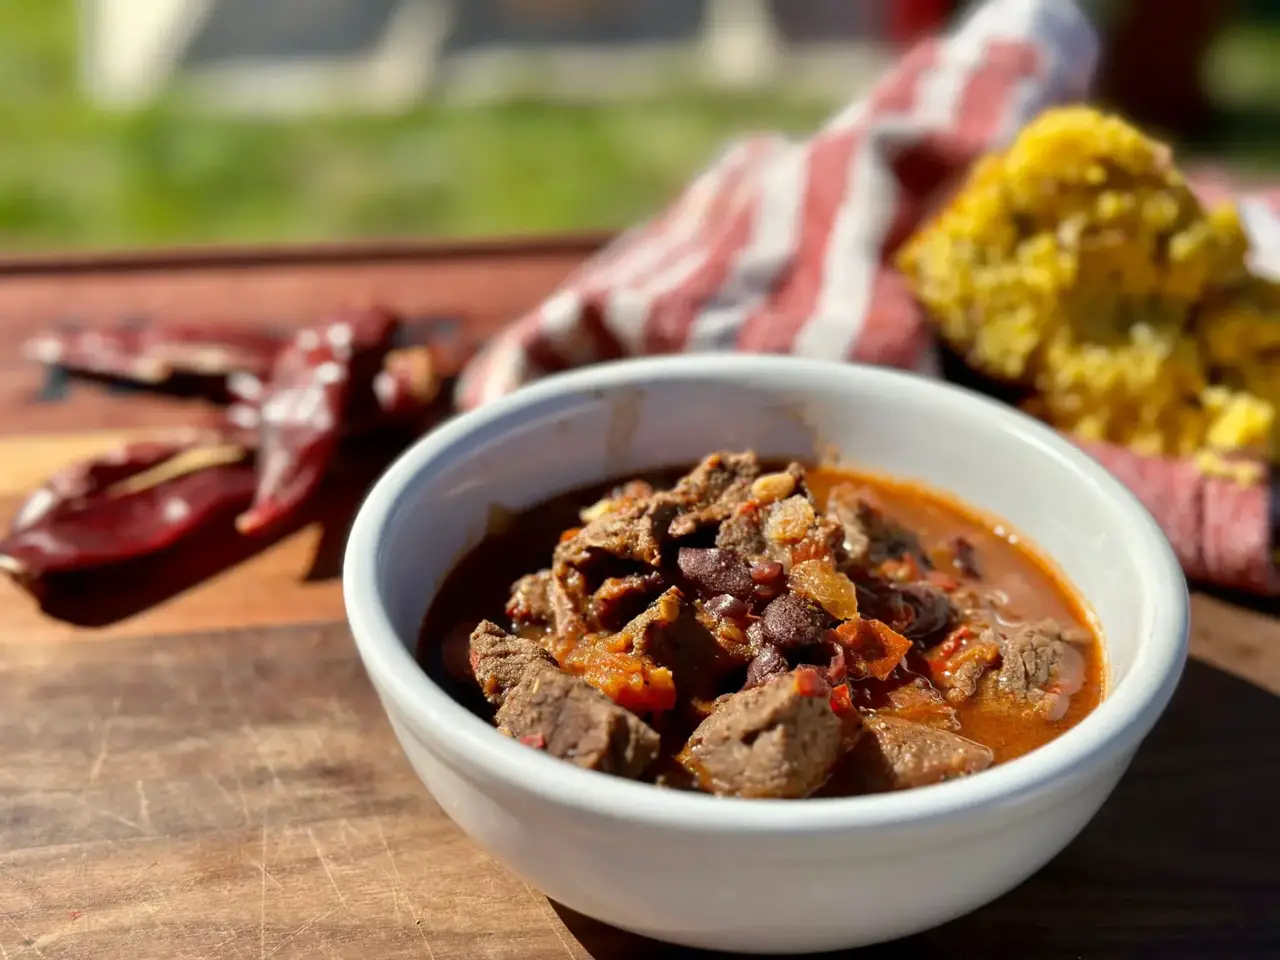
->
[[750, 559, 785, 584], [760, 593, 830, 649], [677, 547, 754, 599], [744, 644, 788, 689], [705, 593, 750, 621], [752, 583, 782, 604]]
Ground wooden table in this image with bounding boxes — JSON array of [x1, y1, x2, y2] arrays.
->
[[1, 240, 1277, 959]]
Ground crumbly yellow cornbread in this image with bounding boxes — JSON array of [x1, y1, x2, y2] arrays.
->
[[898, 106, 1278, 478]]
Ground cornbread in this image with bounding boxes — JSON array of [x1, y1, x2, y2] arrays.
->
[[898, 106, 1280, 478]]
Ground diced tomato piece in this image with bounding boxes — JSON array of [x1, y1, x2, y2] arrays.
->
[[793, 666, 830, 698], [829, 682, 855, 718], [832, 617, 913, 681], [518, 733, 546, 749], [559, 640, 677, 714]]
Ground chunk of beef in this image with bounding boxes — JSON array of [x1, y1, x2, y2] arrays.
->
[[683, 671, 846, 798], [827, 487, 930, 570], [495, 659, 660, 778], [506, 571, 555, 627], [554, 500, 665, 573], [590, 570, 666, 631], [677, 546, 755, 600], [578, 479, 656, 524], [622, 587, 744, 692], [656, 451, 761, 538], [929, 628, 1002, 704], [853, 715, 993, 791], [468, 620, 554, 706], [881, 680, 959, 729], [695, 594, 753, 661], [996, 620, 1087, 721], [716, 504, 768, 556], [549, 567, 590, 640]]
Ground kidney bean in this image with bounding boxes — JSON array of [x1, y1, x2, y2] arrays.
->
[[677, 547, 755, 599], [760, 592, 830, 649]]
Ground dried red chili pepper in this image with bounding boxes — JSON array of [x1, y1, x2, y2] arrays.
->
[[9, 305, 439, 580], [9, 438, 203, 533], [24, 321, 285, 385], [235, 307, 399, 535], [0, 456, 255, 581]]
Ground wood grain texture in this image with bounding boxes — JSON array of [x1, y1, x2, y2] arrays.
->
[[0, 240, 1277, 958]]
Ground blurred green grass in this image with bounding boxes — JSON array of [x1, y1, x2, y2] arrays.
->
[[0, 1, 1277, 252], [0, 1, 831, 251]]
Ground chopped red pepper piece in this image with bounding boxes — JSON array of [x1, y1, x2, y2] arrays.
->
[[831, 617, 913, 681], [793, 666, 830, 698], [518, 732, 547, 749], [828, 682, 855, 718]]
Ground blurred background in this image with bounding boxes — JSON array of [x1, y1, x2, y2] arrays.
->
[[1, 0, 1278, 253]]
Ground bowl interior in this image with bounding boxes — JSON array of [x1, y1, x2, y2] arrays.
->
[[369, 361, 1167, 691]]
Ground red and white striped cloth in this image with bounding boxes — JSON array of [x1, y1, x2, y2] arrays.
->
[[457, 0, 1098, 407], [455, 0, 1280, 594]]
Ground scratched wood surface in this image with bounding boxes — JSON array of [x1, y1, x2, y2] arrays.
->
[[1, 240, 1278, 960]]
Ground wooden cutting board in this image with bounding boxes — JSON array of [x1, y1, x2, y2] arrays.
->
[[1, 239, 1278, 959]]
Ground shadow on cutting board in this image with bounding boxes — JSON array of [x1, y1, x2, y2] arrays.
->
[[553, 658, 1280, 959]]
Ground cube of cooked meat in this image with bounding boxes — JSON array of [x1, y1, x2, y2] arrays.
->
[[682, 670, 846, 798], [827, 487, 930, 569], [714, 479, 843, 566], [656, 451, 761, 538], [881, 680, 959, 729], [548, 567, 589, 640], [554, 500, 666, 572], [495, 659, 660, 778], [622, 587, 745, 695], [590, 570, 667, 631], [715, 504, 768, 557], [468, 620, 555, 706], [997, 619, 1087, 720], [854, 715, 993, 791], [928, 627, 1002, 704], [506, 571, 555, 627], [578, 479, 655, 523]]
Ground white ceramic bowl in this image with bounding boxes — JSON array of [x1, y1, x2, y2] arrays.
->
[[343, 355, 1188, 954]]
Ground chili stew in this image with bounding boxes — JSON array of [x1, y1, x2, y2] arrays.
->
[[419, 451, 1104, 799]]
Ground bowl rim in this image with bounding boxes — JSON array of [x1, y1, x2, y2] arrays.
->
[[343, 354, 1189, 834]]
